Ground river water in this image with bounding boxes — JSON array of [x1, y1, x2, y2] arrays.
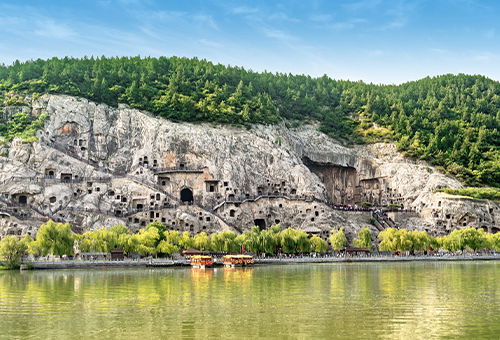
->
[[0, 261, 498, 339]]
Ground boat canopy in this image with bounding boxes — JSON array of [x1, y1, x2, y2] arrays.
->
[[223, 254, 253, 259]]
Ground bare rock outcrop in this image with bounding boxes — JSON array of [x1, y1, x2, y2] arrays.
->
[[0, 94, 497, 240]]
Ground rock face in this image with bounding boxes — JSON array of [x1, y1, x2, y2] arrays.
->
[[0, 94, 498, 240]]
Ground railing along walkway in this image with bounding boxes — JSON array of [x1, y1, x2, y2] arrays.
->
[[153, 167, 204, 174], [2, 176, 112, 185], [212, 193, 319, 211]]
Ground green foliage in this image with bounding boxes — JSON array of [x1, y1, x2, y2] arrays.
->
[[163, 230, 182, 246], [156, 240, 179, 256], [310, 235, 328, 253], [8, 220, 500, 262], [378, 228, 434, 253], [353, 227, 373, 250], [193, 232, 211, 251], [77, 225, 130, 253], [0, 111, 47, 142], [329, 229, 347, 250], [34, 220, 74, 256], [436, 187, 500, 201], [228, 225, 311, 255], [1, 58, 498, 186], [438, 227, 489, 252], [78, 229, 109, 253], [279, 227, 310, 254], [259, 224, 281, 255], [210, 231, 239, 253], [107, 224, 130, 250], [239, 226, 261, 254], [145, 221, 168, 235], [133, 226, 161, 255], [179, 232, 195, 250], [0, 235, 28, 268], [486, 233, 500, 251]]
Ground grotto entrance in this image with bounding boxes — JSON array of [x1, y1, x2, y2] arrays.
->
[[61, 173, 73, 183], [254, 219, 266, 230], [302, 157, 358, 205], [180, 188, 194, 204], [18, 195, 28, 205], [45, 169, 55, 179]]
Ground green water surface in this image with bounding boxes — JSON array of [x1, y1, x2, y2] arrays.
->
[[0, 261, 498, 339]]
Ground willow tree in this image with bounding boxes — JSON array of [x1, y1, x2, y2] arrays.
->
[[35, 220, 75, 256], [178, 232, 194, 250], [329, 229, 347, 251], [260, 224, 281, 255], [193, 232, 211, 251], [486, 232, 500, 251], [279, 228, 310, 254], [210, 231, 239, 253], [156, 241, 179, 257], [0, 235, 28, 268], [78, 228, 110, 252], [353, 227, 373, 249], [310, 235, 328, 253], [134, 226, 161, 255], [242, 226, 263, 254], [164, 230, 182, 247]]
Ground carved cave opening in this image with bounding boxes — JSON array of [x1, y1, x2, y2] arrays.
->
[[180, 188, 194, 203], [302, 157, 357, 205], [18, 195, 27, 205], [254, 219, 266, 230], [45, 169, 55, 178]]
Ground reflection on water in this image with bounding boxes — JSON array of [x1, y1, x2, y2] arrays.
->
[[0, 262, 498, 339]]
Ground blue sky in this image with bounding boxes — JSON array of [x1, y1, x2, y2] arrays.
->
[[0, 0, 499, 84]]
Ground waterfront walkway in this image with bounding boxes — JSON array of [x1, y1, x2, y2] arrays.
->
[[27, 253, 500, 269]]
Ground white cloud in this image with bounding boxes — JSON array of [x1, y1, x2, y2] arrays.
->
[[310, 14, 333, 23], [268, 12, 300, 23], [367, 49, 384, 56], [262, 28, 295, 41], [192, 14, 219, 30], [473, 52, 498, 62], [343, 0, 383, 11], [330, 18, 366, 30], [231, 6, 259, 15], [198, 39, 223, 48], [379, 0, 420, 30], [138, 25, 163, 39], [152, 10, 185, 21], [429, 48, 448, 54], [34, 20, 76, 39]]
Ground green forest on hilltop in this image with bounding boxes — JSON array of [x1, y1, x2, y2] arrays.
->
[[0, 56, 498, 187]]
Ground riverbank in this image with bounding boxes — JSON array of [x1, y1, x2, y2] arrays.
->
[[256, 254, 500, 264], [14, 253, 500, 270]]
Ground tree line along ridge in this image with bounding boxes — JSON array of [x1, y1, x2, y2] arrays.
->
[[0, 56, 498, 187]]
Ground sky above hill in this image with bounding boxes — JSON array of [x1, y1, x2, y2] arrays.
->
[[0, 0, 499, 84]]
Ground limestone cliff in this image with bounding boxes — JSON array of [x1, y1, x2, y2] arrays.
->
[[0, 95, 498, 241]]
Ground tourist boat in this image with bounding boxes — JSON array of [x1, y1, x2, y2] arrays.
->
[[190, 255, 214, 269], [223, 254, 254, 267]]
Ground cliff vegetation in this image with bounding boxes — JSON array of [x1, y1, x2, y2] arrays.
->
[[0, 56, 498, 186]]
